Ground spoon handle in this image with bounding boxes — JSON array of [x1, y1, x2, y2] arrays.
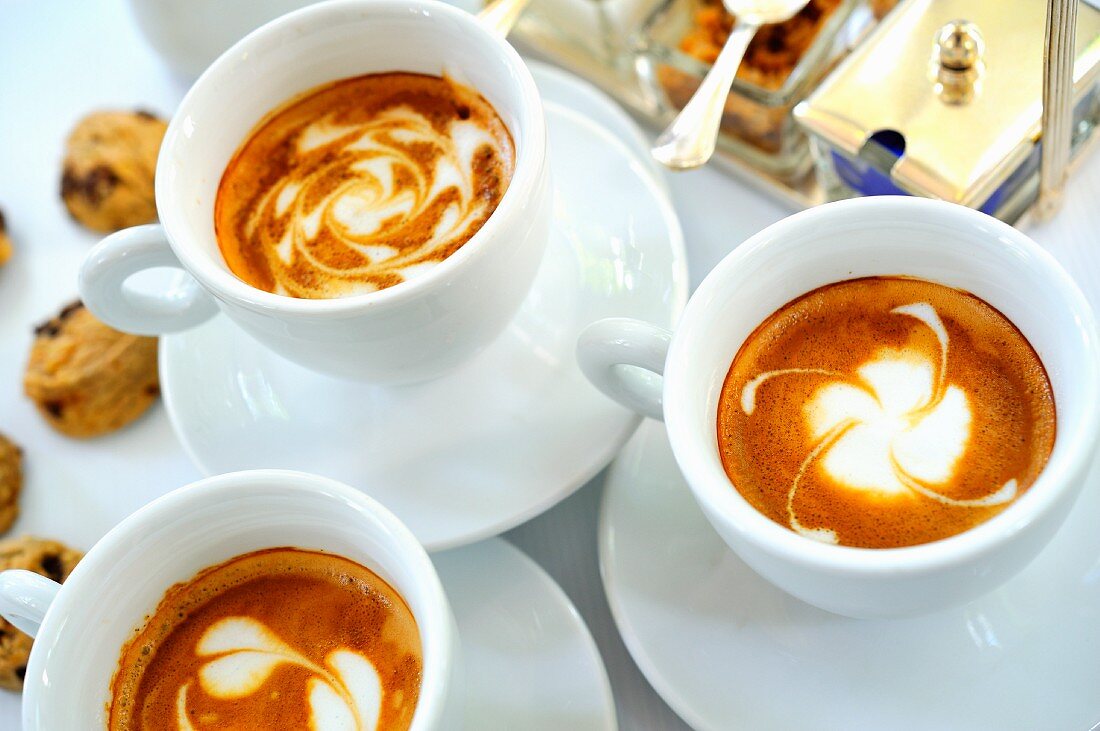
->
[[651, 21, 759, 170], [478, 0, 531, 37]]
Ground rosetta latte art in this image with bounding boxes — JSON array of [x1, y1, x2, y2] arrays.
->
[[740, 303, 1015, 544], [215, 72, 516, 298]]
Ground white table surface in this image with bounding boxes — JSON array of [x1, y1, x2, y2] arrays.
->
[[3, 1, 1099, 729]]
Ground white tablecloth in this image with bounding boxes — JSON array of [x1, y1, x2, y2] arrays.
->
[[4, 1, 1100, 728]]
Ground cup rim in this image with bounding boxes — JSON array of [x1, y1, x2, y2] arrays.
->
[[23, 469, 454, 729], [155, 0, 546, 316], [664, 196, 1100, 574]]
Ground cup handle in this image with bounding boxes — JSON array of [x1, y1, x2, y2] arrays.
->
[[577, 317, 671, 421], [0, 570, 61, 638], [79, 224, 219, 335]]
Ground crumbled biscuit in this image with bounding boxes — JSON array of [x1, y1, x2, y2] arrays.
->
[[24, 302, 159, 438], [679, 0, 841, 90], [663, 0, 841, 154], [60, 110, 167, 232]]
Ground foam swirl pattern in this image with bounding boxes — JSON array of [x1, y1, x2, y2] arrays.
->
[[718, 277, 1056, 549], [215, 73, 515, 299]]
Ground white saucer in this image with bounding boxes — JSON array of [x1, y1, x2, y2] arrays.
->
[[436, 537, 616, 729], [161, 100, 688, 551], [600, 420, 1100, 731], [525, 60, 666, 191]]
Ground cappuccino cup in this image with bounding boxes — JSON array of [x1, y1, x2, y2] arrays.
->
[[578, 197, 1100, 618], [80, 0, 551, 383], [0, 470, 460, 729]]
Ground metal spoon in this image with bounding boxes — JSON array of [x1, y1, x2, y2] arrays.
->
[[651, 0, 809, 169], [478, 0, 531, 36]]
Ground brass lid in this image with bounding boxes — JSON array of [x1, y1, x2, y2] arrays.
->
[[794, 0, 1100, 207]]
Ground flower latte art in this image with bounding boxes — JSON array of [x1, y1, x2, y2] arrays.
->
[[215, 72, 515, 298], [109, 548, 422, 730], [718, 278, 1056, 549]]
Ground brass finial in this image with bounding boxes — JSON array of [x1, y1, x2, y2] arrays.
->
[[933, 20, 985, 104], [936, 20, 985, 71]]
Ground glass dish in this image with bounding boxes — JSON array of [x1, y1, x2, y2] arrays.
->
[[509, 0, 667, 92], [632, 0, 858, 180]]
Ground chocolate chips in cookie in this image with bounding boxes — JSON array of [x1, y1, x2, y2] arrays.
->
[[0, 537, 83, 690], [24, 301, 159, 438], [60, 110, 167, 233]]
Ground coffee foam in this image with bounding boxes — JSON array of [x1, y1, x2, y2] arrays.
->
[[215, 72, 516, 299], [108, 548, 422, 730], [171, 617, 385, 731], [717, 277, 1056, 549]]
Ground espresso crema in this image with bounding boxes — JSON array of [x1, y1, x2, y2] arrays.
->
[[718, 277, 1056, 549], [108, 548, 422, 730], [215, 72, 515, 298]]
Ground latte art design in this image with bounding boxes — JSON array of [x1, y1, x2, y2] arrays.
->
[[741, 303, 1016, 544], [717, 277, 1055, 549], [177, 617, 382, 731], [216, 72, 515, 298], [108, 548, 422, 730]]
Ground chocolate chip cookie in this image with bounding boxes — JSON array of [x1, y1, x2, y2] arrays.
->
[[0, 434, 22, 536], [60, 110, 167, 233], [0, 537, 82, 690], [24, 302, 159, 438]]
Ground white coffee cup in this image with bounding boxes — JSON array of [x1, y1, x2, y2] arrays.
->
[[80, 0, 551, 383], [578, 197, 1100, 618], [0, 470, 460, 729]]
